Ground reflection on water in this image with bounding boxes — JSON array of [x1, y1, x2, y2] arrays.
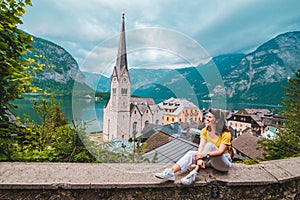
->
[[12, 96, 283, 133], [12, 96, 104, 133]]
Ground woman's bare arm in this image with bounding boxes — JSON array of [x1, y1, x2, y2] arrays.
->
[[207, 143, 228, 157]]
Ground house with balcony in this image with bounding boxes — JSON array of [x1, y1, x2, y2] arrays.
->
[[227, 108, 272, 137]]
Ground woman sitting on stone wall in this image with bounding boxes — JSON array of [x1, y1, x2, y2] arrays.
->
[[155, 108, 232, 185]]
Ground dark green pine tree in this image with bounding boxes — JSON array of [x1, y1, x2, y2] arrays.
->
[[260, 69, 300, 160]]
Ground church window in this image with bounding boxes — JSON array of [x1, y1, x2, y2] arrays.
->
[[121, 88, 127, 95], [134, 110, 137, 114], [133, 122, 137, 132], [113, 88, 116, 95], [145, 121, 149, 125]]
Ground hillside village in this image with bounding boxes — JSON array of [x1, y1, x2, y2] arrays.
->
[[94, 105, 285, 162], [93, 13, 287, 163]]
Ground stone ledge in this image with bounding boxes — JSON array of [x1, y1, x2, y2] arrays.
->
[[0, 157, 299, 189], [0, 157, 299, 199]]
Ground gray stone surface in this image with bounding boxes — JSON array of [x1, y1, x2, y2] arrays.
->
[[260, 157, 300, 183], [0, 157, 299, 189]]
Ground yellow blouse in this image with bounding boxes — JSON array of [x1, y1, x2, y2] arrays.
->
[[200, 127, 231, 148]]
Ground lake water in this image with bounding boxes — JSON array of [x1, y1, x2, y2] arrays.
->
[[12, 96, 283, 133], [12, 96, 104, 133]]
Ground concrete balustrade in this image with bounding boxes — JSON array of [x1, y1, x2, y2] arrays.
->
[[0, 157, 299, 199]]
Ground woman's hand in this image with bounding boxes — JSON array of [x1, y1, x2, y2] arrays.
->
[[195, 152, 201, 160], [195, 152, 205, 160], [197, 159, 205, 168]]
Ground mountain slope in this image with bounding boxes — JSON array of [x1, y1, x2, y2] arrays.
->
[[24, 34, 92, 96], [82, 31, 300, 106], [221, 31, 300, 103], [82, 72, 110, 92]]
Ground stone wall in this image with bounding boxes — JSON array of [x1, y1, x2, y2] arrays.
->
[[0, 157, 299, 200]]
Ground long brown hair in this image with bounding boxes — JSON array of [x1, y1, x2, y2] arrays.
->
[[208, 108, 229, 135]]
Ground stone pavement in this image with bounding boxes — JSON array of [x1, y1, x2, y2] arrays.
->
[[0, 157, 299, 189]]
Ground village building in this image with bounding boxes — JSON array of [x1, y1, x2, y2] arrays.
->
[[262, 113, 285, 130], [227, 108, 272, 137], [103, 13, 163, 141], [158, 97, 203, 125]]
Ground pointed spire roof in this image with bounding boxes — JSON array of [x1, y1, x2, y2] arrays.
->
[[115, 11, 128, 79]]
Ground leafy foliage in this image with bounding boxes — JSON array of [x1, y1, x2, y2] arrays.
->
[[259, 69, 300, 160], [0, 95, 97, 162], [0, 0, 34, 107], [0, 95, 148, 163]]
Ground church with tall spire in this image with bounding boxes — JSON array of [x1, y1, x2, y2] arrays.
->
[[103, 12, 163, 141]]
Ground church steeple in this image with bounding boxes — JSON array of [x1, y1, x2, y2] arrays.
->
[[115, 11, 128, 79]]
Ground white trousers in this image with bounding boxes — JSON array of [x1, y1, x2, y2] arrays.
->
[[176, 142, 232, 173]]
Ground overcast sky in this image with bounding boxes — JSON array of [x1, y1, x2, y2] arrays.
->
[[20, 0, 300, 75]]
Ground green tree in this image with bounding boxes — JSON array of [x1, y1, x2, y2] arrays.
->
[[0, 0, 33, 107], [0, 0, 33, 160], [260, 69, 300, 160], [2, 96, 97, 162], [27, 96, 96, 162]]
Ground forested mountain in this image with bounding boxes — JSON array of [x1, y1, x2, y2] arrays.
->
[[28, 31, 300, 105]]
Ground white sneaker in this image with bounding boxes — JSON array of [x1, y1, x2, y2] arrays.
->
[[155, 168, 175, 181], [180, 170, 198, 185]]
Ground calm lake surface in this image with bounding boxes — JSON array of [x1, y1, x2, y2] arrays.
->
[[12, 96, 104, 133], [12, 96, 283, 133]]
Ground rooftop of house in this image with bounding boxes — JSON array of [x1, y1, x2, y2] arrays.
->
[[143, 131, 173, 153], [232, 132, 265, 160], [143, 135, 198, 163], [180, 121, 204, 131], [242, 108, 272, 116], [262, 114, 286, 126], [159, 122, 182, 135], [130, 97, 155, 105], [158, 97, 200, 116], [137, 123, 162, 139]]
